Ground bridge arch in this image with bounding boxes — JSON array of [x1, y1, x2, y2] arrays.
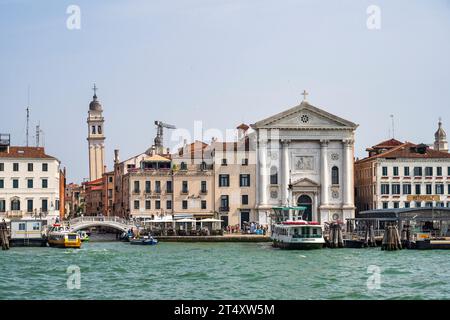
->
[[68, 217, 134, 233]]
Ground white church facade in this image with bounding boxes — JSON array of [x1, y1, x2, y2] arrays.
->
[[251, 100, 358, 226]]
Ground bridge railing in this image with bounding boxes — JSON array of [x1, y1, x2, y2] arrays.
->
[[69, 216, 134, 226]]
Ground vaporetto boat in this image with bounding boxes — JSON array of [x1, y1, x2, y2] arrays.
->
[[47, 224, 81, 249], [270, 206, 325, 250]]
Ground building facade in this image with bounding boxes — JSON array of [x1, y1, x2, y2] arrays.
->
[[251, 101, 358, 225], [355, 140, 450, 212], [0, 135, 62, 222]]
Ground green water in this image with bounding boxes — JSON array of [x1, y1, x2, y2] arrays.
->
[[1, 242, 449, 300]]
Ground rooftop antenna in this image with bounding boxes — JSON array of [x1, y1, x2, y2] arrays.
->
[[26, 86, 30, 146], [35, 122, 43, 147], [390, 114, 395, 139]]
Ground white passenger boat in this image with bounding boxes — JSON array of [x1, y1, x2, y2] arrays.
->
[[270, 206, 325, 250], [47, 224, 81, 249]]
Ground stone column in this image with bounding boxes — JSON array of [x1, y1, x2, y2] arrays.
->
[[343, 139, 354, 207], [259, 139, 268, 206], [281, 139, 291, 206], [320, 140, 329, 206], [314, 192, 319, 222]]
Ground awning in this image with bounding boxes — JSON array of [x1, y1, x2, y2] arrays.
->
[[200, 218, 223, 223], [176, 218, 196, 223]]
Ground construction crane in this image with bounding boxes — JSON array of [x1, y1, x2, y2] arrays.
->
[[154, 121, 176, 154]]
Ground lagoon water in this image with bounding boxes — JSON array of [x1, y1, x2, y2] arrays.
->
[[1, 242, 449, 300]]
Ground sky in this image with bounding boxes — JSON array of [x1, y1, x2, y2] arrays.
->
[[1, 0, 450, 183]]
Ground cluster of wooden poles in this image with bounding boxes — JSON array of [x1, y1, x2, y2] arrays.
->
[[328, 222, 344, 248], [381, 223, 402, 251], [0, 221, 10, 250]]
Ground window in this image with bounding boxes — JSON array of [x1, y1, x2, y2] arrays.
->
[[55, 200, 59, 210], [201, 181, 207, 193], [221, 158, 227, 166], [11, 199, 20, 211], [332, 166, 339, 185], [180, 162, 187, 170], [415, 184, 421, 195], [13, 179, 19, 189], [42, 163, 48, 172], [27, 199, 33, 213], [166, 181, 173, 193], [242, 158, 249, 166], [381, 184, 390, 195], [242, 195, 249, 205], [404, 166, 410, 176], [134, 200, 140, 210], [436, 184, 444, 195], [200, 161, 207, 171], [0, 163, 3, 171], [425, 167, 433, 176], [219, 174, 230, 187], [18, 223, 26, 231], [393, 167, 399, 176], [108, 176, 113, 183], [42, 179, 48, 189], [32, 222, 40, 231], [416, 201, 422, 208], [27, 179, 33, 189], [145, 181, 151, 193], [392, 184, 401, 195], [404, 202, 410, 208], [145, 200, 151, 210], [201, 200, 207, 210], [155, 181, 161, 193], [166, 200, 172, 210], [437, 167, 443, 176], [382, 202, 388, 209], [220, 195, 229, 210], [155, 200, 161, 210], [13, 163, 19, 171], [182, 181, 188, 193], [134, 181, 140, 193], [270, 166, 278, 185], [92, 126, 96, 134], [28, 163, 33, 172], [42, 199, 48, 212], [182, 200, 188, 210], [0, 200, 5, 212], [0, 179, 3, 189], [393, 202, 399, 209], [240, 174, 250, 187], [414, 167, 422, 176], [448, 167, 450, 176], [425, 202, 433, 208], [382, 166, 388, 176], [402, 184, 411, 195], [98, 126, 102, 134], [426, 184, 432, 195]]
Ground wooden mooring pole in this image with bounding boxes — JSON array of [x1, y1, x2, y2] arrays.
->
[[328, 222, 344, 248], [0, 221, 10, 250], [381, 223, 402, 251]]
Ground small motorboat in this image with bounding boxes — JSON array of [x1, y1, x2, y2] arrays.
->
[[77, 230, 90, 242], [130, 236, 158, 246]]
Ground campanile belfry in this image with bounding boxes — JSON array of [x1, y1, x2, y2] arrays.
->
[[87, 84, 105, 181]]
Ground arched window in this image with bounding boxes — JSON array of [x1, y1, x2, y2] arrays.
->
[[270, 166, 278, 185], [332, 166, 339, 185], [11, 199, 20, 211], [180, 162, 187, 170], [92, 126, 96, 134], [200, 161, 207, 171], [98, 126, 102, 134]]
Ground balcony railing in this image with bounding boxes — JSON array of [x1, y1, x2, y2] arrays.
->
[[219, 206, 229, 212]]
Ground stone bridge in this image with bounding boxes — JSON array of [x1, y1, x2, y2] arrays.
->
[[68, 216, 135, 233]]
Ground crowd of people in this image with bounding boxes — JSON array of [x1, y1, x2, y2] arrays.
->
[[225, 222, 268, 235]]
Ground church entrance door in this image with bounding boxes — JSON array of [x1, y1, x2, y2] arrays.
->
[[297, 195, 312, 221]]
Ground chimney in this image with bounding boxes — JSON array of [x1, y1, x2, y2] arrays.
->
[[236, 124, 249, 141], [114, 149, 120, 164]]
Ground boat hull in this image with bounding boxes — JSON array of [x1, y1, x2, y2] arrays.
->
[[130, 239, 158, 245], [272, 240, 324, 250]]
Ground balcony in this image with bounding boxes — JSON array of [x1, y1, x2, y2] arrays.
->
[[133, 189, 141, 195], [219, 206, 229, 212], [200, 189, 208, 195], [180, 190, 189, 195]]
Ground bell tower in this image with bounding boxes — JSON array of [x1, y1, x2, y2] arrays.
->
[[87, 84, 105, 181], [434, 118, 448, 153]]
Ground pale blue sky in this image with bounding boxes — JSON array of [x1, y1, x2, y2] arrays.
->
[[1, 0, 450, 183]]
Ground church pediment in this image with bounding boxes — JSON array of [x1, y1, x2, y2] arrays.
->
[[291, 177, 320, 187], [251, 101, 357, 130]]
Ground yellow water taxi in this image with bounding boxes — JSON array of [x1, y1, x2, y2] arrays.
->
[[47, 224, 81, 249]]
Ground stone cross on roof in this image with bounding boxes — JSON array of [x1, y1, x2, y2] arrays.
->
[[301, 90, 309, 102]]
